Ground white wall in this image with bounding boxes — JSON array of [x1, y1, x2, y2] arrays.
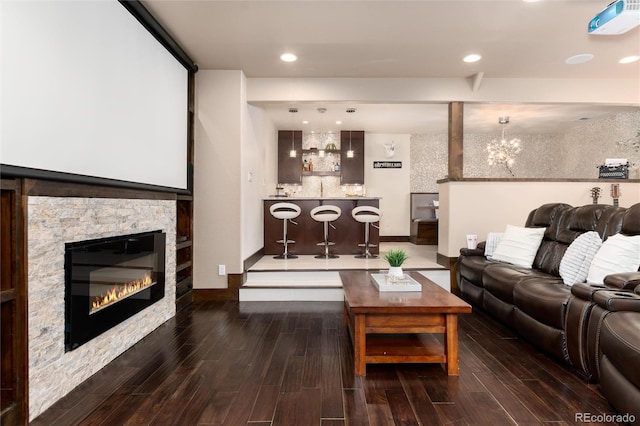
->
[[194, 70, 243, 289], [438, 180, 640, 258], [365, 133, 411, 236], [242, 103, 276, 259]]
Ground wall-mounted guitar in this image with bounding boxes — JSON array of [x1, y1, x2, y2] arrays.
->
[[611, 183, 621, 207], [590, 187, 601, 204]]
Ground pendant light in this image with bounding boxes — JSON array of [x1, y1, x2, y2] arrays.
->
[[317, 107, 326, 158], [346, 108, 356, 158], [486, 116, 522, 177], [289, 107, 298, 158]]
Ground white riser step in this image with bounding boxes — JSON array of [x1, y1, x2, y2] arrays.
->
[[239, 270, 451, 302]]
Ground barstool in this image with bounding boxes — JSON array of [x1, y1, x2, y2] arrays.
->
[[310, 205, 342, 259], [269, 202, 301, 259], [352, 206, 382, 258]]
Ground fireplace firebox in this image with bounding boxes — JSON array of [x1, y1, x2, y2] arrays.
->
[[65, 230, 166, 351]]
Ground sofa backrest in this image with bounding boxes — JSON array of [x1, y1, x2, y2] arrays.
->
[[621, 203, 640, 236], [526, 203, 629, 277]]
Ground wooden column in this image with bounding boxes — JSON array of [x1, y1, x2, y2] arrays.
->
[[448, 102, 464, 180]]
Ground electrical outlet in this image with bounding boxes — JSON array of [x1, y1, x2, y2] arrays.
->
[[218, 264, 226, 276]]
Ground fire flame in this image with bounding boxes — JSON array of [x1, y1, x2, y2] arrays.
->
[[91, 274, 153, 312]]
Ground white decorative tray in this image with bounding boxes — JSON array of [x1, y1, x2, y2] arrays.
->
[[370, 273, 422, 292]]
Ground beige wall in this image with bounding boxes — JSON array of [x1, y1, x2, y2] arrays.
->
[[438, 180, 640, 258], [194, 70, 244, 289], [365, 133, 411, 236], [242, 103, 276, 259]]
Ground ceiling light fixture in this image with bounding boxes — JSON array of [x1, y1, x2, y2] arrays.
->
[[318, 107, 327, 157], [280, 52, 297, 62], [346, 108, 356, 158], [565, 53, 594, 64], [463, 54, 482, 63], [486, 116, 522, 177], [619, 55, 640, 64], [289, 107, 298, 158]]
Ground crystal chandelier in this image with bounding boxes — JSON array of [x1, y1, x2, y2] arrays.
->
[[486, 116, 521, 177]]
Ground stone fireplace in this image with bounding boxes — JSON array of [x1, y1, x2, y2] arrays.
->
[[27, 196, 176, 420]]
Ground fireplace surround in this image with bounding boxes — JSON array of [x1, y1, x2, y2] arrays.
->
[[27, 196, 176, 420], [64, 230, 166, 351]]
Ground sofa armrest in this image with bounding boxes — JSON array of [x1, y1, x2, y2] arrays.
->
[[593, 290, 640, 313], [603, 272, 640, 291], [459, 241, 486, 257]]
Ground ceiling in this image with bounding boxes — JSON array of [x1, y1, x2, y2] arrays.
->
[[142, 0, 640, 134]]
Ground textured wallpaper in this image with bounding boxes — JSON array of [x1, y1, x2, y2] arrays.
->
[[410, 110, 640, 191]]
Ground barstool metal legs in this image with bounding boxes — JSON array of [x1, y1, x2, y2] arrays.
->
[[355, 221, 379, 258], [274, 218, 298, 259], [315, 221, 339, 259]]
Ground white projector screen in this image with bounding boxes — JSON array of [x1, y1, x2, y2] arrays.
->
[[1, 0, 189, 189]]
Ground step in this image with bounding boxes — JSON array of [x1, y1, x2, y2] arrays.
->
[[239, 270, 451, 301], [240, 271, 344, 301]]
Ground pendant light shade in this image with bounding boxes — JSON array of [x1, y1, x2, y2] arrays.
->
[[289, 107, 298, 157], [318, 108, 326, 157], [346, 108, 355, 158]]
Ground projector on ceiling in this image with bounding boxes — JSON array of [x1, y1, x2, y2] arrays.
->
[[588, 0, 640, 34]]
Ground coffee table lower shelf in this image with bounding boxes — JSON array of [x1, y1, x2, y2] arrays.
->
[[363, 333, 446, 365], [344, 309, 460, 376]]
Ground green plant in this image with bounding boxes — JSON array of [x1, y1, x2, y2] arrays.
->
[[384, 249, 408, 267]]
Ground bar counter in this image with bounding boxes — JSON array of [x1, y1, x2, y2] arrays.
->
[[264, 197, 380, 256]]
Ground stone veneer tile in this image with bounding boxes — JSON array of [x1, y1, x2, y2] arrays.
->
[[27, 196, 176, 421]]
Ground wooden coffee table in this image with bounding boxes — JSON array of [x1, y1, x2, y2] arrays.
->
[[340, 270, 472, 376]]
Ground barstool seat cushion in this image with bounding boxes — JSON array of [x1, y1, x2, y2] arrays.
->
[[270, 202, 301, 220], [352, 206, 382, 223], [311, 205, 341, 222]]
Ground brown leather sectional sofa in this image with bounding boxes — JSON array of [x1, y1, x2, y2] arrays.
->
[[456, 202, 640, 420]]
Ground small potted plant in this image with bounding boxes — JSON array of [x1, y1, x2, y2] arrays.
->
[[384, 249, 408, 278]]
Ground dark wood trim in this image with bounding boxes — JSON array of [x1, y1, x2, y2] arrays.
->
[[0, 178, 28, 425], [193, 273, 245, 302], [437, 252, 459, 295], [0, 289, 16, 303], [437, 177, 640, 183], [1, 165, 189, 196], [21, 178, 178, 200], [244, 248, 265, 271], [379, 236, 410, 242], [117, 1, 197, 73], [447, 102, 464, 181]]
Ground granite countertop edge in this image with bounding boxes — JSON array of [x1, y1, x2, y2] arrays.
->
[[264, 196, 381, 201]]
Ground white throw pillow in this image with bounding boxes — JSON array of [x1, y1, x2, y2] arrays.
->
[[491, 225, 546, 268], [587, 233, 640, 284], [484, 232, 503, 259], [559, 231, 602, 285]]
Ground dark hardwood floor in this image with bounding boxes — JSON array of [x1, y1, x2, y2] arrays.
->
[[31, 301, 623, 426]]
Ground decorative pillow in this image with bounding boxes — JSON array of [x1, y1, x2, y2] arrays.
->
[[587, 233, 640, 284], [484, 232, 503, 259], [559, 231, 602, 285], [491, 225, 546, 268]]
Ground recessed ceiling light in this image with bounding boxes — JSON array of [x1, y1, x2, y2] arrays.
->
[[565, 53, 594, 64], [463, 54, 482, 63], [302, 120, 309, 124], [522, 0, 540, 3], [336, 120, 342, 125], [619, 55, 640, 64], [280, 53, 297, 62]]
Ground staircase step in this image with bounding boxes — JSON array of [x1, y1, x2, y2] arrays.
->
[[239, 270, 451, 301]]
